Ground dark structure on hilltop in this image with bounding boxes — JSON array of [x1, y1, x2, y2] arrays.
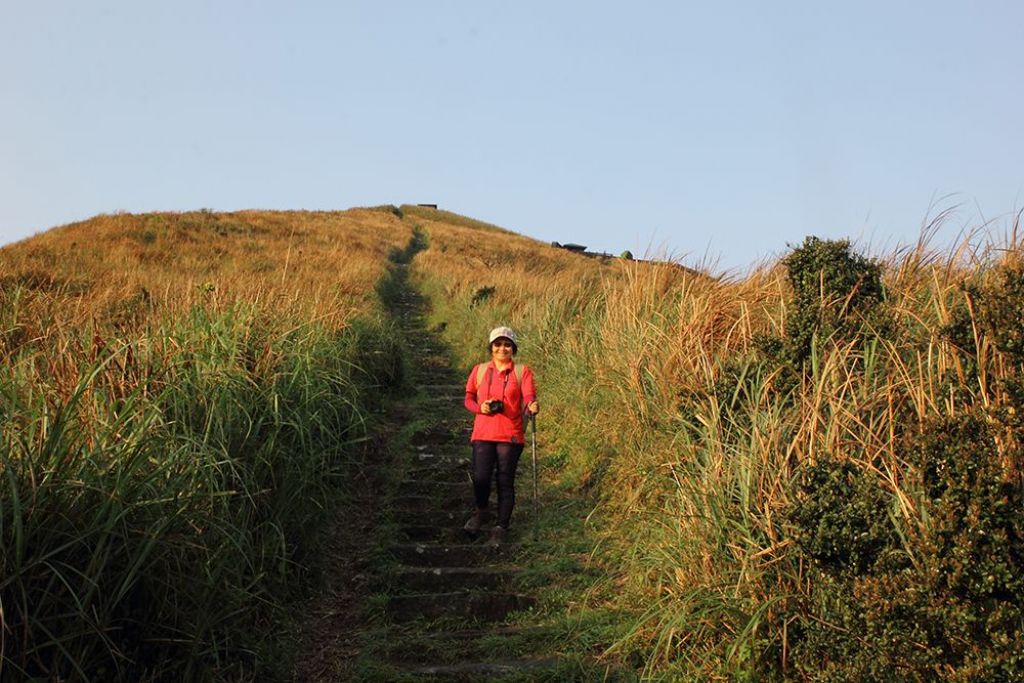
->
[[551, 241, 614, 259]]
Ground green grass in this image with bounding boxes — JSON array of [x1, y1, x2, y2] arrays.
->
[[6, 206, 1022, 681], [0, 305, 404, 680]]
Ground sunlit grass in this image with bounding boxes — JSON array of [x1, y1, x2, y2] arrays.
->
[[4, 201, 1019, 679], [408, 205, 1023, 679], [0, 208, 409, 679]]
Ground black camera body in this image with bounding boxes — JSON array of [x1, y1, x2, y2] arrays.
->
[[487, 399, 504, 414]]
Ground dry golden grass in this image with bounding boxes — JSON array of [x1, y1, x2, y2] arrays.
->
[[6, 201, 1020, 678], [0, 208, 411, 343], [407, 206, 1024, 678], [0, 206, 413, 680]]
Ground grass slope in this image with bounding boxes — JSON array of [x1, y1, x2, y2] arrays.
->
[[4, 204, 1023, 681], [405, 205, 1024, 681], [1, 208, 410, 680]]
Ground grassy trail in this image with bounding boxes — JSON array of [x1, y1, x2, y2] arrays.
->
[[8, 207, 1020, 679], [292, 229, 630, 681]]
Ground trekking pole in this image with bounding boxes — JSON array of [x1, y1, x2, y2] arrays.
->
[[530, 413, 539, 542]]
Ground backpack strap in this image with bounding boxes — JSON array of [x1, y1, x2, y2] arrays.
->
[[475, 363, 527, 391]]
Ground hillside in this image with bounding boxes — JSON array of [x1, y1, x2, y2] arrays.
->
[[2, 206, 1023, 681], [0, 208, 411, 330], [0, 208, 413, 681]]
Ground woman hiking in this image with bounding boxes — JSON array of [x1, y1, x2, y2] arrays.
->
[[463, 326, 540, 546]]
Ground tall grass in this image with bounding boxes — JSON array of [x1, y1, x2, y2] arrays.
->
[[6, 202, 1018, 678], [1, 208, 409, 679], [406, 205, 1023, 679]]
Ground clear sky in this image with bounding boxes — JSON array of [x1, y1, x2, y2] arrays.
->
[[2, 1, 1021, 271]]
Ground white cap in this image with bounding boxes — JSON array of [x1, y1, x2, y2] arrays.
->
[[488, 326, 518, 345]]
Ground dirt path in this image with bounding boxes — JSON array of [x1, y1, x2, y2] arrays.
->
[[292, 239, 573, 681]]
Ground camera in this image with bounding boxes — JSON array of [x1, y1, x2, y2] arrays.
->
[[487, 399, 504, 414]]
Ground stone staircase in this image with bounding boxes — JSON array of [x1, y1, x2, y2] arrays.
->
[[375, 279, 564, 680]]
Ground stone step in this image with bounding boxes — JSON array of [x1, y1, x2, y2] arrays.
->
[[411, 428, 468, 448], [390, 566, 518, 592], [398, 479, 472, 497], [415, 384, 469, 392], [416, 393, 463, 401], [375, 625, 561, 668], [404, 462, 470, 481], [409, 624, 547, 643], [398, 523, 530, 544], [392, 494, 467, 512], [394, 657, 563, 680], [387, 591, 536, 624], [391, 543, 516, 567], [398, 524, 477, 544], [392, 506, 467, 528], [409, 449, 470, 462]]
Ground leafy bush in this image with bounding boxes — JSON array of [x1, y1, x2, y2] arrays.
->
[[787, 413, 1024, 681], [943, 258, 1024, 411], [781, 236, 885, 366], [789, 250, 1024, 678], [470, 285, 496, 307], [788, 459, 900, 576], [702, 238, 886, 427]]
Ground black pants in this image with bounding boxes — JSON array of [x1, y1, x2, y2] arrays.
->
[[471, 440, 524, 529]]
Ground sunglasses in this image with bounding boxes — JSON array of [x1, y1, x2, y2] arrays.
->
[[492, 341, 514, 349]]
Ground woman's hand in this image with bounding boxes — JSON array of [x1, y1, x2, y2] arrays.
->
[[527, 401, 539, 415], [481, 400, 494, 415]]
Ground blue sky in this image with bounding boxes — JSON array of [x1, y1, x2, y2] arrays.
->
[[2, 1, 1021, 271]]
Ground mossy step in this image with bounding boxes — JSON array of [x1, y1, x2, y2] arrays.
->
[[390, 566, 518, 592], [398, 480, 472, 497], [375, 625, 556, 665], [392, 657, 563, 680], [410, 388, 464, 398], [392, 507, 463, 528], [391, 543, 516, 567], [414, 383, 469, 392], [410, 430, 465, 448], [416, 394, 465, 403], [391, 494, 466, 512], [413, 387, 466, 397], [386, 591, 536, 624], [398, 524, 528, 545], [398, 524, 468, 544], [408, 450, 470, 462], [403, 462, 471, 481]]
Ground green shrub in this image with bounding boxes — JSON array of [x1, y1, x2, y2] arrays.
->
[[711, 238, 886, 428], [943, 258, 1024, 409], [470, 285, 496, 307], [781, 236, 885, 366], [788, 459, 900, 577], [787, 413, 1024, 681]]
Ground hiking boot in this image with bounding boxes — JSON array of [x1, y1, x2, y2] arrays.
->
[[488, 525, 508, 547], [463, 509, 489, 534]]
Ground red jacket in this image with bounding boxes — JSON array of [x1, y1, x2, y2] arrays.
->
[[464, 361, 537, 444]]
